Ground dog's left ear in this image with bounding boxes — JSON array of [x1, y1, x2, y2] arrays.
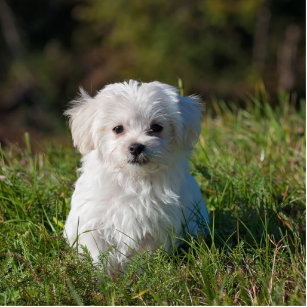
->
[[64, 88, 97, 155], [175, 95, 203, 149]]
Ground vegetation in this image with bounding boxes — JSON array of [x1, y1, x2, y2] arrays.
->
[[0, 0, 305, 145], [0, 94, 305, 305]]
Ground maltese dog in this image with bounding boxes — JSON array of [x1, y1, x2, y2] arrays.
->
[[64, 80, 209, 272]]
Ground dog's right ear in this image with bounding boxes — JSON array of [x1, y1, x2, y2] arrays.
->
[[64, 88, 96, 155]]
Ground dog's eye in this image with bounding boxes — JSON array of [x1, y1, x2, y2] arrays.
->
[[113, 125, 124, 134], [148, 124, 163, 135], [151, 124, 163, 132]]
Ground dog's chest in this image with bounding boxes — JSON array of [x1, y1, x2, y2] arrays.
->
[[74, 174, 182, 245]]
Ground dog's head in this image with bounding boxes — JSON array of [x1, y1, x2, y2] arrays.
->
[[65, 80, 202, 173]]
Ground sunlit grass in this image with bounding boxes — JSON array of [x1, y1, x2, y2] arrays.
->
[[0, 94, 305, 305]]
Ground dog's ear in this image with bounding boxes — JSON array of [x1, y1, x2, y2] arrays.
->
[[151, 81, 203, 150], [64, 88, 97, 155], [176, 95, 203, 149]]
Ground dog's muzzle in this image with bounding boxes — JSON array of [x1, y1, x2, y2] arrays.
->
[[128, 143, 148, 165]]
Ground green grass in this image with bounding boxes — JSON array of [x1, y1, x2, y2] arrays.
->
[[0, 94, 305, 305]]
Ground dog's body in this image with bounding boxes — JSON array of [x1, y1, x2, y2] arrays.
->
[[64, 80, 209, 271]]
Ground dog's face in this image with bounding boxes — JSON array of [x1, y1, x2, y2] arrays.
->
[[65, 81, 202, 173]]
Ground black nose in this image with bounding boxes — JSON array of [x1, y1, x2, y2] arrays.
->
[[129, 143, 145, 156]]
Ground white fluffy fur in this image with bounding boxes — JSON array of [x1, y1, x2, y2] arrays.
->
[[64, 80, 210, 272]]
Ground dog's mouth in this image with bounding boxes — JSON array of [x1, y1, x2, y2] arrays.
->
[[127, 155, 149, 166]]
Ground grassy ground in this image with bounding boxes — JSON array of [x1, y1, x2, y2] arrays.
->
[[0, 93, 305, 305]]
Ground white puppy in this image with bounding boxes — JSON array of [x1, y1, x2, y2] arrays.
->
[[64, 80, 209, 272]]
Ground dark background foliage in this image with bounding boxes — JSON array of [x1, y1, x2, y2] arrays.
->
[[0, 0, 305, 145]]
